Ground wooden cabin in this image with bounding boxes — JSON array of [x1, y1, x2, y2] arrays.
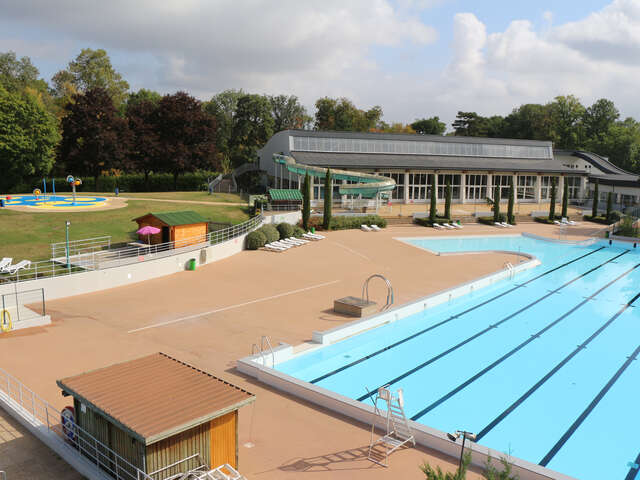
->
[[267, 189, 302, 210], [57, 353, 255, 480], [134, 211, 209, 247]]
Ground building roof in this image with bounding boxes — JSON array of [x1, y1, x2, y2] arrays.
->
[[268, 189, 303, 201], [282, 129, 552, 147], [556, 150, 639, 187], [291, 151, 583, 175], [57, 353, 255, 445], [134, 211, 208, 226]]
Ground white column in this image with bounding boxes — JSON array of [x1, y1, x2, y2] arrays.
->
[[513, 173, 519, 204], [487, 173, 493, 201], [558, 176, 565, 206], [535, 174, 541, 203], [404, 172, 409, 204], [460, 173, 467, 204]]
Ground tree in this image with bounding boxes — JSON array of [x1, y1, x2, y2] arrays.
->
[[125, 89, 162, 111], [125, 99, 160, 189], [507, 178, 515, 224], [203, 89, 244, 172], [269, 94, 310, 132], [429, 174, 437, 222], [548, 95, 585, 149], [53, 48, 129, 106], [444, 179, 452, 219], [0, 86, 60, 192], [411, 117, 446, 135], [1, 51, 57, 116], [230, 94, 274, 167], [592, 179, 599, 217], [452, 112, 488, 137], [562, 177, 569, 218], [502, 103, 553, 140], [549, 177, 557, 220], [302, 172, 311, 230], [606, 191, 613, 222], [584, 98, 619, 142], [493, 186, 501, 222], [154, 91, 218, 189], [323, 169, 332, 230], [59, 88, 130, 188], [314, 97, 382, 132]]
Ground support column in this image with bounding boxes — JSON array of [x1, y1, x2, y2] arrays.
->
[[513, 173, 519, 204], [434, 172, 439, 202], [404, 172, 410, 204], [487, 173, 493, 201], [558, 175, 564, 207], [460, 173, 467, 204], [535, 174, 541, 203]]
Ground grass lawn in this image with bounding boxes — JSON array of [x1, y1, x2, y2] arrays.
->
[[0, 199, 249, 261], [82, 191, 246, 203]]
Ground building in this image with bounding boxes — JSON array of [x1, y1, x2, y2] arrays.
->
[[257, 130, 640, 209], [134, 211, 209, 247], [267, 188, 303, 210], [57, 353, 255, 479]]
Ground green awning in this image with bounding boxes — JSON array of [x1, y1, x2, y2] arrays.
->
[[268, 189, 303, 201]]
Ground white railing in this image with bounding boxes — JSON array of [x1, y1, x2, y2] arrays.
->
[[51, 236, 112, 260], [0, 215, 263, 285], [0, 367, 155, 480], [1, 288, 45, 323]]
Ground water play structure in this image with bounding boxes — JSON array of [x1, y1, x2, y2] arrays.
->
[[1, 177, 108, 210]]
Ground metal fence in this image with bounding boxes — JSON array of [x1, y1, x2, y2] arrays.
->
[[51, 236, 112, 260], [1, 288, 45, 324], [0, 215, 263, 286]]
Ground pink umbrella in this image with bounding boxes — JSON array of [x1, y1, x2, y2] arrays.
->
[[137, 225, 161, 244]]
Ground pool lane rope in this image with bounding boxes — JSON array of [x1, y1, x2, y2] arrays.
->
[[0, 309, 12, 332]]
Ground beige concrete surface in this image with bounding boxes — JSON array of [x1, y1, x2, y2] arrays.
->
[[0, 223, 602, 479]]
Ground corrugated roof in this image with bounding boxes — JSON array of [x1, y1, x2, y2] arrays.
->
[[57, 353, 255, 445], [268, 189, 303, 201], [291, 151, 583, 174], [135, 211, 207, 226]]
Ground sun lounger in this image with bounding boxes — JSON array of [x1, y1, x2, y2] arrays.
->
[[0, 257, 12, 273], [281, 238, 304, 246], [264, 244, 287, 252], [501, 222, 514, 228], [561, 217, 578, 226], [268, 241, 292, 249], [553, 220, 563, 225], [307, 231, 326, 239], [361, 224, 373, 232], [432, 223, 445, 230], [452, 223, 463, 229], [288, 236, 309, 244], [494, 222, 505, 228], [370, 224, 382, 232], [442, 223, 455, 229], [302, 233, 321, 241], [6, 260, 30, 275]]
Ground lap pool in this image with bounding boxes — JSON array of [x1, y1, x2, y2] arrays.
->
[[274, 235, 640, 480]]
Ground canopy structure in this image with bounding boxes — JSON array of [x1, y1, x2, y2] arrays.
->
[[274, 154, 396, 199]]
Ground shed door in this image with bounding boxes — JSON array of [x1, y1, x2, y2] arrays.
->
[[210, 411, 237, 468], [162, 226, 170, 243]]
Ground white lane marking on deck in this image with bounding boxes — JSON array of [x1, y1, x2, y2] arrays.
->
[[127, 279, 341, 333], [330, 241, 371, 261]]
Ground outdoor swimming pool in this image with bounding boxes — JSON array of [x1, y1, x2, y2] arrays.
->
[[275, 235, 640, 480]]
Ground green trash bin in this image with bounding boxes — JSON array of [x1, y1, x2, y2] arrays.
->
[[311, 227, 316, 234], [605, 231, 610, 238], [187, 258, 196, 270]]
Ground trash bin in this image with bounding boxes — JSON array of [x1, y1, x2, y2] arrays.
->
[[311, 227, 316, 233], [605, 231, 610, 238], [187, 258, 196, 270]]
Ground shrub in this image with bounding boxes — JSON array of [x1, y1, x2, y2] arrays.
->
[[246, 230, 266, 250], [478, 214, 505, 225], [616, 215, 638, 237], [328, 215, 387, 230], [277, 222, 294, 239], [583, 214, 616, 225], [415, 216, 451, 227], [534, 216, 556, 224], [292, 226, 305, 237], [258, 224, 279, 243]]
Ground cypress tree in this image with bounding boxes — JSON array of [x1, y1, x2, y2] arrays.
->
[[323, 168, 332, 230], [549, 177, 557, 220], [606, 191, 613, 223], [592, 180, 599, 218], [429, 174, 437, 222], [493, 185, 501, 222], [444, 179, 452, 220], [507, 178, 515, 224], [562, 177, 569, 219], [302, 172, 311, 230]]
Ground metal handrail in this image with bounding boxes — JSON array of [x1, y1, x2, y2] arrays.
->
[[261, 336, 275, 368], [148, 453, 204, 476], [362, 274, 394, 311]]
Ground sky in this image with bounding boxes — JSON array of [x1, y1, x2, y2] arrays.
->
[[1, 0, 639, 128]]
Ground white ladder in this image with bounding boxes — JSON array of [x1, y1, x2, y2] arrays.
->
[[504, 262, 515, 279], [251, 335, 275, 367], [367, 386, 415, 467]]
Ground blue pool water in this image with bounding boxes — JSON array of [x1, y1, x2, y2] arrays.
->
[[276, 235, 640, 480]]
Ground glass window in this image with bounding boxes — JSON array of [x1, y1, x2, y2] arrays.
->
[[379, 172, 405, 201], [492, 175, 512, 199], [437, 174, 461, 200], [407, 173, 432, 202], [465, 174, 487, 201], [566, 176, 582, 199], [517, 175, 536, 201]]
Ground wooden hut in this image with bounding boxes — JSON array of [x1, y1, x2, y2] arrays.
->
[[133, 211, 209, 247], [57, 353, 255, 479], [267, 189, 302, 210]]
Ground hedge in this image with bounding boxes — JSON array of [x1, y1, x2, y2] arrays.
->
[[414, 216, 451, 227], [258, 224, 279, 243], [246, 230, 267, 250], [292, 226, 305, 237], [306, 215, 387, 231], [478, 214, 506, 225], [277, 222, 294, 240], [583, 212, 621, 225]]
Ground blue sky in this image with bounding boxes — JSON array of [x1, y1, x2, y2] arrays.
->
[[1, 0, 637, 127]]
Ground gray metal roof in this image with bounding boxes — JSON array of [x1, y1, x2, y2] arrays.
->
[[555, 150, 639, 187], [283, 129, 552, 147], [291, 151, 582, 174]]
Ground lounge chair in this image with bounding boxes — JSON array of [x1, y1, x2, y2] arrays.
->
[[501, 222, 514, 228], [452, 223, 463, 229], [264, 244, 287, 252], [302, 233, 321, 241], [432, 223, 445, 230], [268, 241, 292, 250], [494, 222, 505, 228], [0, 257, 12, 273], [281, 238, 304, 247], [553, 220, 563, 225], [288, 236, 309, 244], [307, 231, 326, 239], [442, 223, 455, 229], [361, 224, 373, 232], [6, 260, 30, 275], [561, 217, 578, 226], [370, 224, 382, 232]]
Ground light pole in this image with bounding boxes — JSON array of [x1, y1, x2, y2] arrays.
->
[[447, 430, 476, 472], [65, 221, 71, 271]]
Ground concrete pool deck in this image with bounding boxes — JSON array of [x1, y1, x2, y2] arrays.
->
[[0, 222, 604, 479]]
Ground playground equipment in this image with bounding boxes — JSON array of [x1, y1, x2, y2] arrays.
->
[[66, 175, 82, 205]]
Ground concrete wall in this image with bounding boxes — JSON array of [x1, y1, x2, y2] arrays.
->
[[262, 210, 302, 225]]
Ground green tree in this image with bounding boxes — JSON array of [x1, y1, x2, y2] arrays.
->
[[302, 172, 311, 230], [562, 177, 569, 218], [584, 98, 619, 142], [1, 51, 58, 116], [230, 94, 274, 167], [203, 89, 244, 172], [444, 179, 452, 219], [0, 86, 60, 192], [323, 168, 332, 230], [548, 95, 585, 149], [411, 116, 446, 135], [53, 48, 129, 106], [269, 94, 310, 132], [59, 88, 130, 187], [493, 185, 501, 222], [452, 111, 489, 137], [507, 178, 515, 224], [126, 89, 162, 111], [125, 99, 161, 189], [606, 191, 613, 222], [314, 97, 382, 132], [502, 103, 552, 140], [420, 451, 470, 480], [549, 178, 557, 220], [592, 179, 599, 217], [429, 174, 437, 222]]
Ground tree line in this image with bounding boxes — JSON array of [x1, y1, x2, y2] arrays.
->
[[2, 47, 640, 193]]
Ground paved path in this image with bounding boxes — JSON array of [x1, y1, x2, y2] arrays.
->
[[120, 196, 246, 206]]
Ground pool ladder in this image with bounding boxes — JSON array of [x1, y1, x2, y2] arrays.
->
[[251, 335, 275, 367], [504, 262, 515, 279], [362, 274, 394, 311]]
